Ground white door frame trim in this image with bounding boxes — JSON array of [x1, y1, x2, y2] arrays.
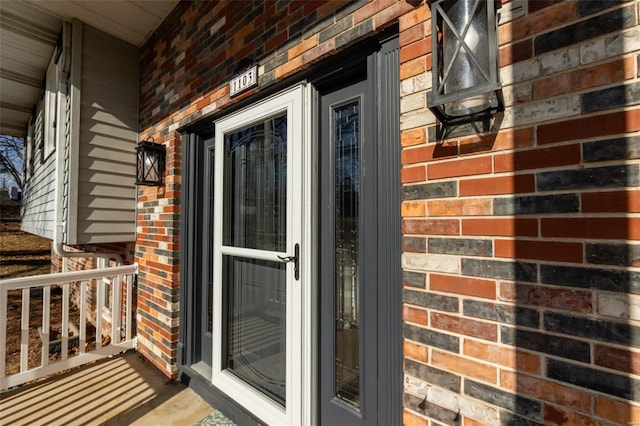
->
[[211, 83, 313, 426]]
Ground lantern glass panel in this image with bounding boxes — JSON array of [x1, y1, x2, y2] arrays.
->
[[136, 142, 164, 185], [144, 151, 160, 182], [441, 0, 492, 116]]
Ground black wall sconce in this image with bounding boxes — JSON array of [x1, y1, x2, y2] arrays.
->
[[427, 0, 504, 125], [136, 138, 166, 186]]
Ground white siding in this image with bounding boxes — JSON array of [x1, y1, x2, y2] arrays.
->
[[21, 101, 55, 239], [74, 23, 139, 245], [20, 21, 139, 245]]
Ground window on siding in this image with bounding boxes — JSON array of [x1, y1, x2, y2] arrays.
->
[[24, 119, 33, 180], [43, 51, 58, 160], [34, 98, 43, 168]]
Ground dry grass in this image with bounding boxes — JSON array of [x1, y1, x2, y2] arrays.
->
[[0, 202, 52, 279], [0, 201, 82, 376]]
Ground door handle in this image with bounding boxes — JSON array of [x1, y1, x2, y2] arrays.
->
[[278, 243, 300, 281]]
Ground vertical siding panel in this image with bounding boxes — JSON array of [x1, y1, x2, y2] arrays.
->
[[75, 24, 138, 244]]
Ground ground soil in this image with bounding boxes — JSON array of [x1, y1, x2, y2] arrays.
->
[[0, 203, 51, 279], [1, 201, 85, 375]]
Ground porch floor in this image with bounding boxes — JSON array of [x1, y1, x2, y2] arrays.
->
[[0, 351, 232, 425]]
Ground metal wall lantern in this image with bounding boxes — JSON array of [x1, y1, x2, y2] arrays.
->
[[136, 138, 166, 186], [427, 0, 504, 124]]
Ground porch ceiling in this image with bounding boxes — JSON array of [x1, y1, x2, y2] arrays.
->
[[0, 0, 178, 137]]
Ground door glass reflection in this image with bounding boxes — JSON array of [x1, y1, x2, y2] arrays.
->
[[223, 256, 287, 406], [334, 101, 360, 408], [223, 114, 287, 252]]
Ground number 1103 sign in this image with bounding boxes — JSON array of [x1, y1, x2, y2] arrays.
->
[[229, 65, 258, 97]]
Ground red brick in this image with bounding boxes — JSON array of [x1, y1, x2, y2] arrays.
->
[[538, 109, 640, 145], [402, 201, 426, 217], [402, 166, 426, 183], [304, 38, 337, 65], [493, 144, 581, 172], [431, 313, 498, 342], [432, 350, 497, 383], [460, 174, 535, 196], [275, 55, 305, 79], [427, 199, 492, 216], [288, 34, 318, 58], [463, 418, 485, 426], [494, 239, 583, 263], [595, 396, 640, 425], [403, 305, 428, 326], [542, 217, 640, 240], [544, 406, 601, 426], [373, 0, 414, 28], [582, 190, 640, 213], [459, 128, 535, 155], [499, 0, 576, 45], [430, 274, 496, 299], [316, 0, 348, 19], [462, 218, 538, 237], [400, 57, 426, 80], [595, 345, 640, 375], [265, 30, 288, 51], [400, 39, 431, 63], [500, 371, 592, 413], [499, 39, 533, 66], [403, 409, 428, 426], [463, 340, 540, 374], [404, 340, 428, 363], [401, 127, 426, 147], [401, 143, 457, 164], [403, 219, 460, 235], [399, 22, 425, 47], [508, 283, 593, 313], [528, 0, 565, 13], [533, 57, 636, 100], [353, 0, 389, 23], [399, 3, 429, 31], [428, 157, 492, 179], [195, 97, 210, 109]]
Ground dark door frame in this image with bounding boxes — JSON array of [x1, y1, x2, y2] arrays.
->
[[316, 33, 401, 426]]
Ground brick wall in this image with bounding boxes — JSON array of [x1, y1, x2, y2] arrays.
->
[[400, 0, 640, 425], [137, 0, 640, 423]]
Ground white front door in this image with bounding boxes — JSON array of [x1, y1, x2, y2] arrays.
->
[[211, 85, 306, 425]]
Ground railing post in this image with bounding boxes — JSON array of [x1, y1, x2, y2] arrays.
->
[[112, 275, 122, 345], [96, 275, 103, 349], [20, 288, 30, 372], [125, 274, 133, 342], [41, 286, 50, 367], [79, 281, 87, 354], [0, 288, 7, 382], [61, 282, 70, 360]]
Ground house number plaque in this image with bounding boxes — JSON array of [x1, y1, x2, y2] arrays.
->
[[229, 65, 258, 97]]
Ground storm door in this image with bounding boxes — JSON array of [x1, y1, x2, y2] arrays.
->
[[211, 85, 304, 425]]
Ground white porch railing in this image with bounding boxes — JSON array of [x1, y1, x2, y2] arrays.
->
[[0, 264, 138, 390]]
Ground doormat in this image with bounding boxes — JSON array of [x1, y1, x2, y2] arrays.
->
[[193, 410, 236, 426]]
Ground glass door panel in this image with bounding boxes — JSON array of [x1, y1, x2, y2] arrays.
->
[[334, 101, 361, 407], [222, 114, 288, 407], [223, 115, 287, 252], [223, 256, 286, 406]]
